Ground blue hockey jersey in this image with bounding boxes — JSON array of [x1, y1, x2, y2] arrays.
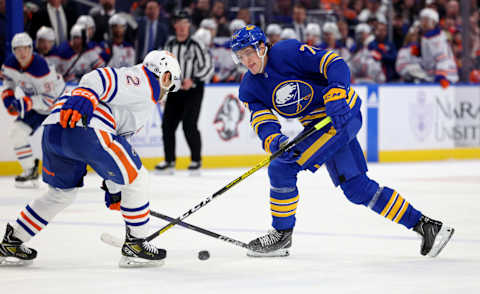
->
[[238, 39, 361, 149]]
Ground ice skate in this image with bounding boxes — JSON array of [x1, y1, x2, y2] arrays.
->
[[413, 215, 454, 257], [0, 224, 37, 266], [119, 227, 166, 268], [247, 228, 292, 257], [187, 161, 201, 176], [14, 159, 40, 189], [154, 161, 175, 175]]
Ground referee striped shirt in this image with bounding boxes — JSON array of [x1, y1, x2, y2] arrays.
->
[[164, 36, 214, 83]]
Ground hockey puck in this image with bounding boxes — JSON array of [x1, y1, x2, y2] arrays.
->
[[198, 250, 210, 260]]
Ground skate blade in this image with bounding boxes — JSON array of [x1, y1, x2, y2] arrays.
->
[[246, 248, 290, 257], [427, 225, 455, 257], [0, 256, 33, 267], [15, 180, 40, 189], [119, 255, 165, 268], [189, 170, 201, 177], [153, 169, 175, 176]]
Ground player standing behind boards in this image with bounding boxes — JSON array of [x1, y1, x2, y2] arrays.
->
[[155, 10, 213, 175], [35, 26, 61, 69], [102, 14, 135, 68], [1, 32, 65, 188], [231, 25, 454, 258], [0, 50, 181, 267], [419, 8, 458, 88]]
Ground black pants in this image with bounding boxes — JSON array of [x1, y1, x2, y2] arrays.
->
[[162, 84, 204, 163]]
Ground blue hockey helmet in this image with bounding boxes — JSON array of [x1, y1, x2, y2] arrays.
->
[[231, 25, 266, 53]]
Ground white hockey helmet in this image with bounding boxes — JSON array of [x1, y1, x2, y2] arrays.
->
[[323, 22, 340, 39], [76, 15, 96, 30], [143, 50, 182, 93], [109, 14, 127, 26], [420, 8, 439, 24], [70, 24, 86, 39], [200, 18, 218, 31], [280, 28, 297, 40], [306, 23, 321, 37], [193, 28, 212, 48], [266, 24, 282, 36], [36, 26, 56, 41], [355, 23, 371, 35], [11, 32, 33, 52], [229, 19, 246, 34]]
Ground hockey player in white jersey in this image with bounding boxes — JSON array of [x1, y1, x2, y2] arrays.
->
[[35, 26, 60, 69], [1, 32, 65, 188], [103, 14, 135, 68], [0, 50, 181, 267], [419, 8, 459, 87]]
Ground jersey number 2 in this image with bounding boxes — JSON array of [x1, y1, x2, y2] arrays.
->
[[126, 75, 140, 86]]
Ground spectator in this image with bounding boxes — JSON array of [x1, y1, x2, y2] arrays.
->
[[191, 0, 210, 28], [56, 24, 105, 82], [35, 26, 60, 68], [291, 2, 307, 42], [419, 8, 458, 87], [90, 0, 116, 42], [305, 23, 321, 47], [135, 0, 169, 63], [211, 0, 230, 37], [266, 24, 282, 45], [103, 14, 135, 67], [338, 20, 354, 49], [358, 0, 386, 23], [29, 0, 77, 46], [368, 20, 398, 82], [236, 8, 252, 25], [156, 10, 213, 175]]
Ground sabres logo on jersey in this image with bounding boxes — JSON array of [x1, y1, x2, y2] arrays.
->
[[272, 80, 314, 117]]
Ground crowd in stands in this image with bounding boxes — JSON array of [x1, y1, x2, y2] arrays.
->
[[1, 0, 479, 85]]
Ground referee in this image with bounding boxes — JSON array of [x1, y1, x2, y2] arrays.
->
[[155, 10, 214, 175]]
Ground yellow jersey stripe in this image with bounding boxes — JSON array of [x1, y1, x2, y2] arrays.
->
[[386, 196, 404, 220], [270, 203, 298, 212], [270, 195, 300, 204], [298, 112, 327, 122], [323, 53, 339, 78], [264, 133, 280, 153], [297, 126, 337, 165], [252, 109, 271, 118], [251, 114, 278, 126], [380, 191, 398, 216], [394, 202, 409, 223], [319, 51, 332, 74]]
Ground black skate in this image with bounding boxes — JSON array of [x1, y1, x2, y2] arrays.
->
[[119, 227, 167, 268], [15, 159, 40, 189], [154, 161, 175, 175], [413, 215, 454, 257], [247, 228, 293, 257], [187, 161, 201, 176], [0, 224, 37, 266]]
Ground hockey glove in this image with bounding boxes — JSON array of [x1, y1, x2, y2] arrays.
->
[[101, 180, 121, 211], [2, 90, 32, 116], [265, 134, 300, 163], [322, 83, 352, 130], [60, 88, 99, 128]]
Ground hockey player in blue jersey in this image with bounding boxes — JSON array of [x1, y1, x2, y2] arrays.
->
[[231, 25, 454, 257]]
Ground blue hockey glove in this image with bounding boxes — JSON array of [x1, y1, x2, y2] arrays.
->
[[101, 180, 121, 211], [265, 134, 300, 163], [60, 88, 99, 128], [2, 90, 32, 116], [322, 83, 352, 130]]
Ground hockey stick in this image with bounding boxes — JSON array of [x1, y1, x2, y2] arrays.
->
[[101, 209, 250, 249], [144, 116, 333, 242]]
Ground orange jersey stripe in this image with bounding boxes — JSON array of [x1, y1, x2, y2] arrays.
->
[[99, 130, 137, 184], [96, 107, 117, 129], [21, 211, 42, 231], [122, 210, 150, 220], [16, 150, 33, 156]]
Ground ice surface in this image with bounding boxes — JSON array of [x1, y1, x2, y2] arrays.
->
[[1, 161, 479, 294]]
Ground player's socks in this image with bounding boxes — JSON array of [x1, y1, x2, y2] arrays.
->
[[119, 227, 166, 268], [413, 215, 454, 257], [247, 228, 292, 257], [0, 223, 37, 266], [15, 158, 40, 189], [154, 161, 175, 175]]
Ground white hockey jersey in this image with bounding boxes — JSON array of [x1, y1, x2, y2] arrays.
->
[[349, 47, 385, 83], [104, 41, 135, 68], [420, 28, 459, 83], [1, 53, 65, 115], [396, 43, 430, 82], [43, 65, 161, 137], [56, 41, 105, 83]]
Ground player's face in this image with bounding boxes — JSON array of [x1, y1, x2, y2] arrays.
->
[[236, 46, 262, 74], [13, 46, 33, 66], [37, 39, 54, 55], [420, 17, 434, 31], [111, 24, 125, 38]]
